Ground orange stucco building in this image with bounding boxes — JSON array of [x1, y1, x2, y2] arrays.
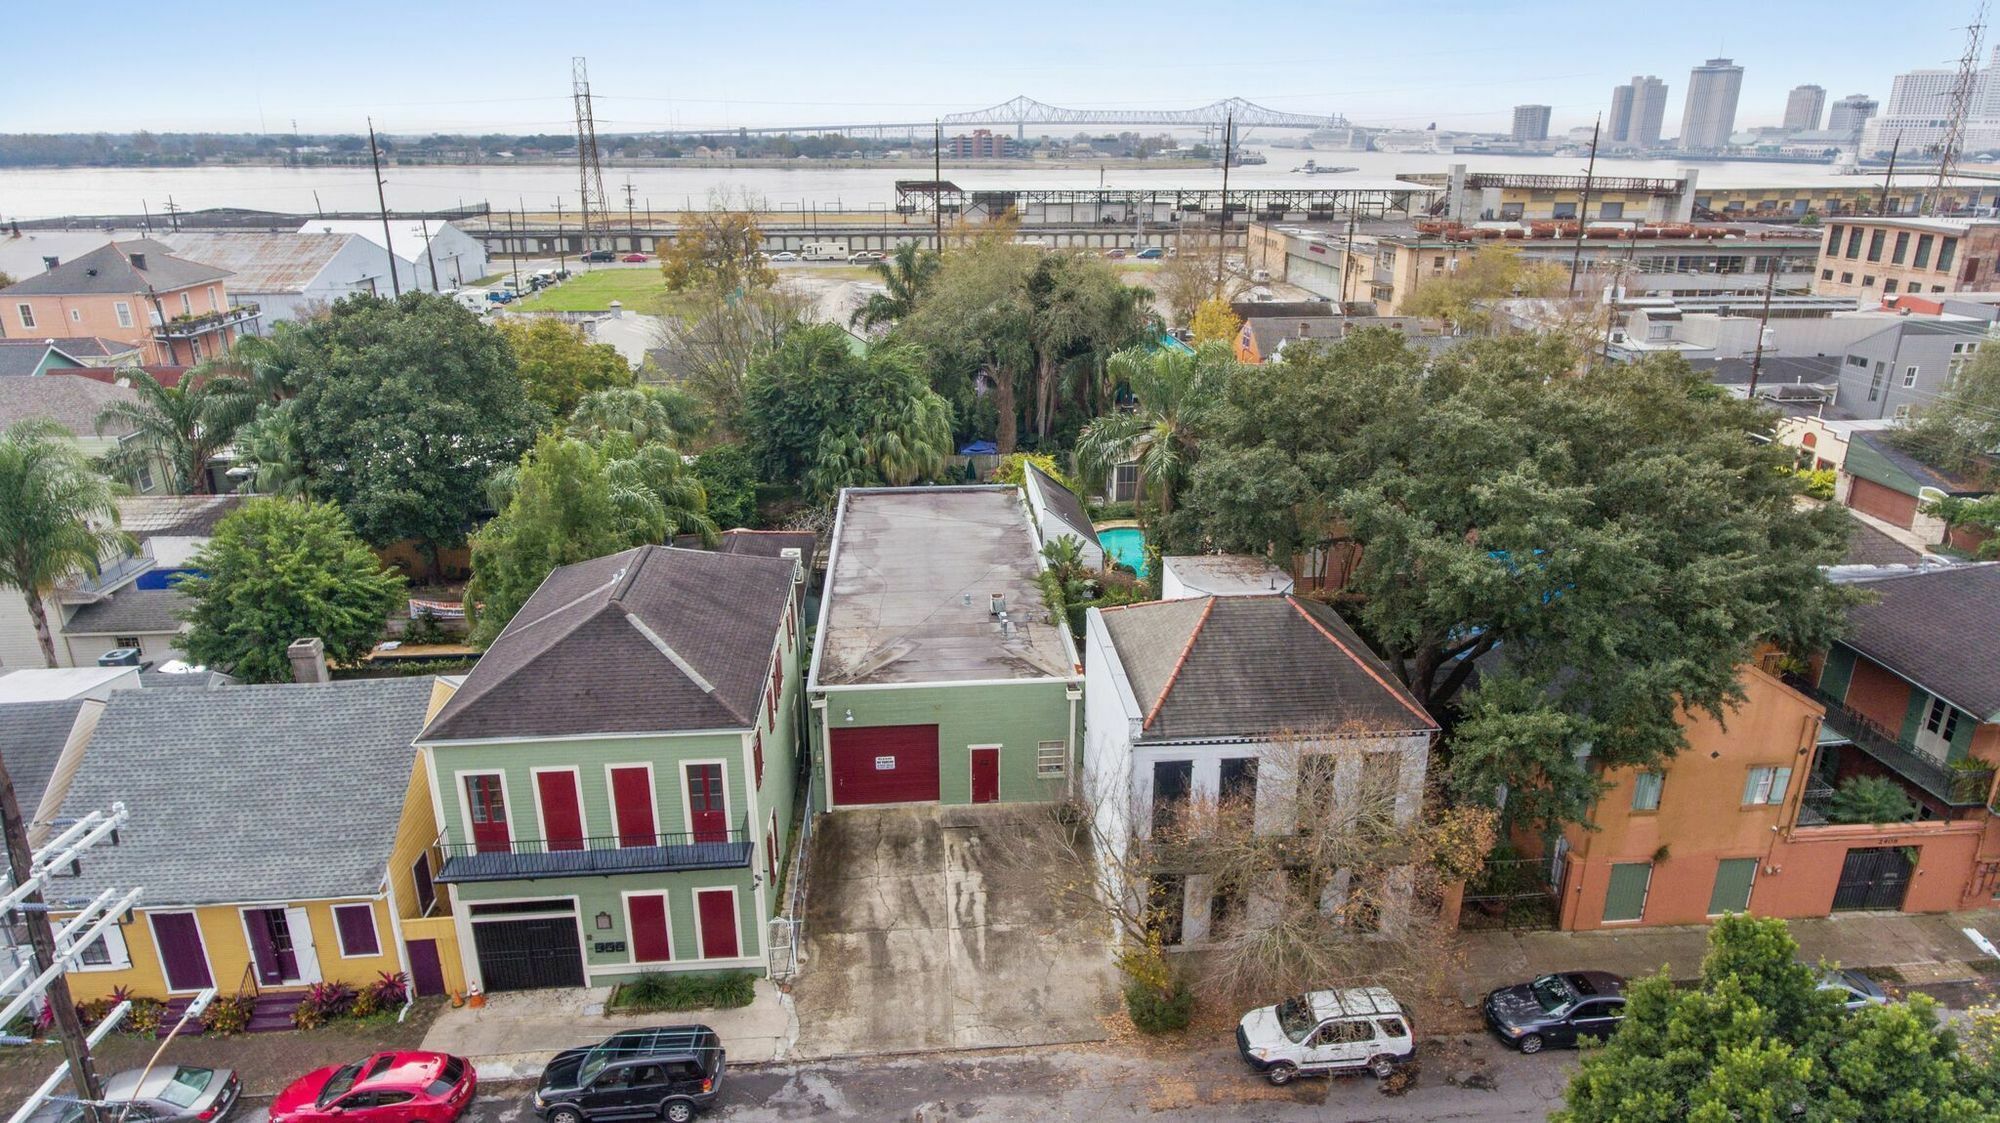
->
[[0, 239, 256, 364], [1540, 563, 2000, 930]]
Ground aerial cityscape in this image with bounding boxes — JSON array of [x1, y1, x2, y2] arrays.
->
[[11, 3, 2000, 1121]]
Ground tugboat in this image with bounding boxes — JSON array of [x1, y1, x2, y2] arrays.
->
[[1293, 159, 1359, 174]]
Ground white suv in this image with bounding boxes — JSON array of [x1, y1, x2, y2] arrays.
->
[[1235, 987, 1415, 1085]]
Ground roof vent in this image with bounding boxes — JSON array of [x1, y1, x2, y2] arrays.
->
[[129, 253, 147, 271], [990, 593, 1006, 615], [41, 256, 57, 272]]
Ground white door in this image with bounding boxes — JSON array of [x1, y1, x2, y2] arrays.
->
[[1914, 696, 1962, 762], [285, 907, 323, 983], [1306, 1020, 1370, 1070]]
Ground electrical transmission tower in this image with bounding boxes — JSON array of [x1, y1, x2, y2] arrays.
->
[[572, 57, 611, 254], [1929, 2, 1988, 215]]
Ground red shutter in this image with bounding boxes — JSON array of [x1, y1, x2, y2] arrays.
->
[[629, 894, 672, 962], [610, 766, 657, 847], [753, 732, 764, 789]]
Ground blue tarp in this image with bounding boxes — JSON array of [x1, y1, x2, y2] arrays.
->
[[958, 440, 999, 455]]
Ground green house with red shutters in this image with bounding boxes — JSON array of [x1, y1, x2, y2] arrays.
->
[[415, 544, 807, 992]]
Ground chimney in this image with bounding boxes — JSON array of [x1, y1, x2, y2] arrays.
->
[[287, 637, 329, 684], [1298, 321, 1310, 338], [780, 546, 803, 586], [129, 252, 147, 271], [41, 256, 57, 272]]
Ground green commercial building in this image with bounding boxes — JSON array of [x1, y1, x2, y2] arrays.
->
[[808, 487, 1084, 810], [417, 544, 807, 991]]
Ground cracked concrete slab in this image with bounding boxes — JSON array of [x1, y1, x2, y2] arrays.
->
[[791, 805, 1118, 1057]]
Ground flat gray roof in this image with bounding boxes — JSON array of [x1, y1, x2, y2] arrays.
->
[[813, 487, 1077, 687]]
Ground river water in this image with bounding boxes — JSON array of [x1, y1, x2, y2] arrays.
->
[[0, 151, 1913, 221]]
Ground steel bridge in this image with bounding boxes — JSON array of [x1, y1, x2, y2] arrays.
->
[[940, 96, 1346, 131]]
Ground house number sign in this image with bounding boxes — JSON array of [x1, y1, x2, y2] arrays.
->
[[875, 756, 896, 770]]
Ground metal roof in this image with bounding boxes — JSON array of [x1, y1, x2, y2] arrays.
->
[[161, 232, 354, 294]]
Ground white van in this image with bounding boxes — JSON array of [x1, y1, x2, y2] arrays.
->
[[1236, 987, 1414, 1085], [801, 241, 849, 261]]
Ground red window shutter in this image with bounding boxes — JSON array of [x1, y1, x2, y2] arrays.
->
[[768, 658, 781, 725], [753, 733, 764, 788]]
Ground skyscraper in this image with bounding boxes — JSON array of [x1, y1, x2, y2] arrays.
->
[[1608, 85, 1635, 143], [1828, 93, 1879, 141], [1861, 49, 2000, 155], [1784, 84, 1826, 132], [1613, 76, 1670, 148], [1680, 58, 1745, 150], [1512, 104, 1553, 142]]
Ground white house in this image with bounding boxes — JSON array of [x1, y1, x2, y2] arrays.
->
[[1082, 594, 1439, 945], [1021, 462, 1103, 570], [295, 220, 489, 292], [162, 233, 411, 322], [1159, 555, 1294, 600]]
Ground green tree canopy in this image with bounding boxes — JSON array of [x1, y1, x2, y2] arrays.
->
[[568, 385, 705, 449], [280, 293, 546, 574], [851, 242, 940, 331], [688, 443, 760, 530], [1895, 339, 2000, 477], [1557, 915, 1998, 1123], [1179, 333, 1851, 832], [95, 367, 256, 494], [1403, 244, 1567, 334], [1075, 343, 1237, 515], [467, 432, 716, 645], [659, 211, 776, 295], [742, 323, 953, 498], [0, 420, 128, 667], [897, 238, 1039, 452], [177, 499, 405, 683], [496, 317, 635, 417]]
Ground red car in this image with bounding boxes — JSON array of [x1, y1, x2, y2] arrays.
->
[[622, 253, 650, 263], [271, 1052, 475, 1123]]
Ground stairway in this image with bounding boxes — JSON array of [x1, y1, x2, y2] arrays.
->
[[154, 991, 301, 1036]]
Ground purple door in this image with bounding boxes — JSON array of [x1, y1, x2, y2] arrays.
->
[[406, 938, 446, 998], [150, 913, 213, 991], [244, 909, 295, 985]]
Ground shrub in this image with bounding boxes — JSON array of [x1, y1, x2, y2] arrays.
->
[[610, 970, 757, 1013], [126, 998, 166, 1037], [369, 971, 410, 1009], [1124, 977, 1196, 1034], [350, 987, 381, 1019], [401, 610, 450, 646], [201, 995, 255, 1037], [1827, 775, 1919, 825], [293, 980, 357, 1029]]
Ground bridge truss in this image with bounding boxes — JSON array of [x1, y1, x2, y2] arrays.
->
[[940, 96, 1346, 131]]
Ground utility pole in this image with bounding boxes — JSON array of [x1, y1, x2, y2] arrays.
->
[[163, 196, 181, 233], [1879, 133, 1901, 216], [1215, 112, 1235, 296], [1746, 253, 1780, 400], [367, 118, 400, 298], [554, 199, 567, 271], [623, 180, 638, 249], [1340, 196, 1359, 308], [418, 217, 440, 291], [1, 758, 100, 1123], [933, 120, 943, 252], [506, 207, 523, 294], [1568, 115, 1601, 298]]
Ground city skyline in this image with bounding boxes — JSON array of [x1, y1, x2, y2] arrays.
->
[[0, 0, 1989, 137]]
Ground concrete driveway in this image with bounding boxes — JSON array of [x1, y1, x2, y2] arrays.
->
[[790, 804, 1118, 1056]]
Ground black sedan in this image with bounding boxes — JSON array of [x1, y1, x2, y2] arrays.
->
[[1482, 971, 1627, 1054]]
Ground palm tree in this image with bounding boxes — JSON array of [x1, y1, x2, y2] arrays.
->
[[867, 392, 954, 487], [95, 367, 255, 494], [233, 405, 309, 497], [1074, 344, 1230, 515], [0, 420, 129, 667], [850, 243, 940, 330]]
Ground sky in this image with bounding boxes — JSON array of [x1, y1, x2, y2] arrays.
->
[[0, 1, 1990, 137]]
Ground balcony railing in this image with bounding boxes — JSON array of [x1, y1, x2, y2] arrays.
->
[[153, 303, 260, 340], [59, 544, 154, 601], [433, 825, 751, 883], [1785, 674, 1995, 808]]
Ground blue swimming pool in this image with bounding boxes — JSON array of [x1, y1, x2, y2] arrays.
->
[[1098, 526, 1148, 575]]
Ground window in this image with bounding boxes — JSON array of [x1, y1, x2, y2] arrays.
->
[[1218, 756, 1258, 804], [1892, 232, 1910, 264], [1949, 341, 1979, 383], [114, 301, 132, 328], [412, 853, 436, 915], [1630, 770, 1664, 812], [1742, 766, 1793, 806], [1647, 322, 1673, 341], [1841, 272, 1854, 284], [1037, 740, 1067, 778], [332, 904, 380, 957], [1825, 225, 1843, 255], [1904, 365, 1920, 388], [135, 463, 154, 493], [1939, 237, 1958, 274], [15, 304, 33, 329], [1868, 371, 1882, 401], [69, 308, 81, 323], [112, 635, 140, 650], [1925, 696, 1962, 743], [1822, 268, 1834, 281], [179, 292, 192, 316], [1895, 404, 1914, 419], [1600, 201, 1624, 219], [206, 286, 218, 311], [1433, 255, 1445, 268], [1846, 354, 1868, 367], [1862, 275, 1876, 287], [1867, 230, 1885, 262], [1845, 228, 1864, 257], [1885, 279, 1899, 293], [1915, 234, 1934, 269]]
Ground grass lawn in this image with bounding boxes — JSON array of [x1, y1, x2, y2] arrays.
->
[[513, 268, 671, 313]]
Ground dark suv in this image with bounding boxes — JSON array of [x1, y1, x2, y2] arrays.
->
[[534, 1027, 723, 1123]]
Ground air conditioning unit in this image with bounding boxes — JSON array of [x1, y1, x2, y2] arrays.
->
[[97, 648, 143, 667]]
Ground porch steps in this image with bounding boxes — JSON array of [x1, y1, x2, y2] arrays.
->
[[155, 992, 300, 1035]]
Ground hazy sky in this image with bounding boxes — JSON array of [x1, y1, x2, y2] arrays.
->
[[1, 1, 1987, 136]]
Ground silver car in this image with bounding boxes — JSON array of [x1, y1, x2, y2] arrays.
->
[[31, 1066, 240, 1123], [1816, 967, 1890, 1011]]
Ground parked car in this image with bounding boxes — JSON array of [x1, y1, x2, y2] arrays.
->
[[769, 251, 799, 262], [485, 290, 514, 304], [29, 1066, 240, 1123], [1483, 971, 1627, 1054], [1235, 988, 1414, 1085], [846, 250, 885, 264], [535, 1026, 724, 1123], [1817, 966, 1890, 1011], [271, 1052, 474, 1123], [1135, 247, 1165, 259], [622, 253, 650, 263], [582, 250, 617, 263], [1102, 248, 1127, 259]]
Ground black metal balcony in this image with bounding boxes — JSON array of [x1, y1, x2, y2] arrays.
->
[[153, 303, 260, 340], [1785, 674, 1995, 808], [434, 826, 751, 883]]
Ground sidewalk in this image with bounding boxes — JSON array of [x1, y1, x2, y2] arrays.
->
[[420, 980, 797, 1081], [1453, 908, 2000, 1006]]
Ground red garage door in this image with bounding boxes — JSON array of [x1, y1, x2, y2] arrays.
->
[[830, 724, 941, 806], [1847, 477, 1919, 529]]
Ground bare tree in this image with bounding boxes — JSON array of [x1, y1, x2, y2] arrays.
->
[[1153, 236, 1253, 327], [1014, 727, 1495, 1013], [648, 285, 813, 436]]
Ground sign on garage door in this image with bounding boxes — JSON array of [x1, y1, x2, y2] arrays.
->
[[831, 724, 941, 805]]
